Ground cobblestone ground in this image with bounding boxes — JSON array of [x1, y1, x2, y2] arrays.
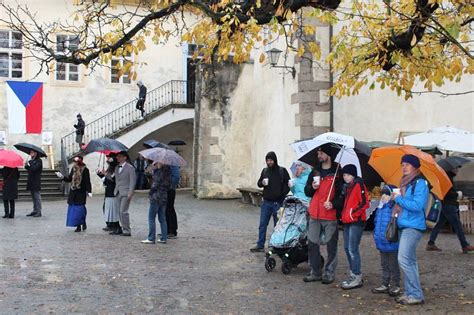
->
[[0, 190, 472, 314]]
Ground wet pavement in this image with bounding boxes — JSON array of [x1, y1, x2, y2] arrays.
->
[[0, 190, 473, 314]]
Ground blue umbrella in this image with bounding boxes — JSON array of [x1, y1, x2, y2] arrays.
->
[[143, 140, 170, 149]]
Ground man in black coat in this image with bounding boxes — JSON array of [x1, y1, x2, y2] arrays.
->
[[74, 113, 85, 150], [136, 81, 147, 117], [250, 151, 290, 252], [25, 150, 43, 217]]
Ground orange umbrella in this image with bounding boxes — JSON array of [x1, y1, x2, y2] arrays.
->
[[368, 145, 452, 199]]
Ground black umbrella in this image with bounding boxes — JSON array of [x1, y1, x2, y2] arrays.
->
[[437, 156, 471, 172], [14, 143, 47, 158], [168, 140, 186, 146], [83, 137, 128, 155], [143, 140, 171, 149]]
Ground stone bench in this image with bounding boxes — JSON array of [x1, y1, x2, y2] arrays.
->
[[237, 187, 263, 207]]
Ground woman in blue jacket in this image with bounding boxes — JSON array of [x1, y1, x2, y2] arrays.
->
[[288, 161, 311, 204], [391, 154, 428, 306], [372, 185, 400, 297]]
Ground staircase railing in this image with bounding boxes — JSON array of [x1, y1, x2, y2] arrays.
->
[[60, 80, 189, 160]]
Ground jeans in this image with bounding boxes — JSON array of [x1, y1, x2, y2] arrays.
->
[[256, 200, 281, 248], [343, 223, 365, 275], [398, 228, 424, 300], [380, 251, 400, 287], [148, 200, 167, 242], [31, 191, 42, 214], [135, 172, 145, 190], [429, 204, 469, 248]]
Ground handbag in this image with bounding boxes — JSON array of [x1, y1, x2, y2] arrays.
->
[[385, 213, 399, 243]]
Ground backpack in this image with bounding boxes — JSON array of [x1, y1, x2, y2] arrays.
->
[[411, 177, 442, 226]]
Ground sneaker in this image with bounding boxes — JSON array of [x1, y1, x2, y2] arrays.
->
[[167, 234, 177, 239], [372, 284, 389, 294], [462, 245, 474, 254], [341, 274, 363, 290], [303, 272, 322, 282], [322, 274, 334, 285], [141, 239, 155, 244], [426, 243, 442, 251], [388, 286, 401, 297], [157, 240, 167, 244], [396, 295, 424, 305], [250, 245, 264, 253]]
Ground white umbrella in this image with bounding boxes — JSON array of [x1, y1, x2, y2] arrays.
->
[[404, 126, 474, 153]]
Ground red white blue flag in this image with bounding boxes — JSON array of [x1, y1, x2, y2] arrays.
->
[[6, 81, 43, 134]]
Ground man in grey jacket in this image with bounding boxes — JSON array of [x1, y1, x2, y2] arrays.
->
[[111, 151, 136, 236]]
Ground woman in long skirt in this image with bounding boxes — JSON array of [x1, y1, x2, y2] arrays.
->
[[56, 156, 92, 232], [97, 156, 120, 233]]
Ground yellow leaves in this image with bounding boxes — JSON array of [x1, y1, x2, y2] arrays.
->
[[259, 53, 266, 63], [297, 45, 305, 57], [308, 42, 321, 60]]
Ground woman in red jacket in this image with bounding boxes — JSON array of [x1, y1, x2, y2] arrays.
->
[[338, 164, 369, 290]]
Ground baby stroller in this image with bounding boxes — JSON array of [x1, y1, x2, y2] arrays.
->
[[265, 196, 323, 274]]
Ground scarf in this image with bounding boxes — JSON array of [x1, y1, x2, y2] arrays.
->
[[392, 168, 422, 216], [71, 164, 85, 190]]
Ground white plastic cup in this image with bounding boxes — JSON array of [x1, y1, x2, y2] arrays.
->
[[262, 178, 269, 186], [288, 179, 295, 187], [313, 176, 320, 186], [392, 188, 401, 195]]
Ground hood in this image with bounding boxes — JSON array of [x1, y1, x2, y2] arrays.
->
[[265, 151, 278, 167]]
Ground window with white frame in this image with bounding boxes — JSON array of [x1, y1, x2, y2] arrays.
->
[[0, 30, 23, 78], [56, 34, 80, 81], [111, 51, 132, 84]]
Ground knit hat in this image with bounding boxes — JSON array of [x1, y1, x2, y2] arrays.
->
[[382, 184, 397, 196], [401, 154, 421, 168], [341, 164, 357, 177], [317, 144, 333, 158]]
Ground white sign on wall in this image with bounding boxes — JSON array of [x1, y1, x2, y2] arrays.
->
[[42, 131, 53, 145], [0, 131, 7, 145]]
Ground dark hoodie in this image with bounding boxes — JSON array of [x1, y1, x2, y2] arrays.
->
[[443, 171, 460, 206], [257, 151, 290, 202]]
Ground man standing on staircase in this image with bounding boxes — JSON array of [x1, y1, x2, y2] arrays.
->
[[136, 81, 147, 118], [74, 114, 85, 150]]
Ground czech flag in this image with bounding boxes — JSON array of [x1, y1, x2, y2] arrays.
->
[[6, 81, 43, 134]]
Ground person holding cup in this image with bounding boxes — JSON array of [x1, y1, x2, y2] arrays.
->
[[303, 144, 343, 284], [250, 151, 290, 252], [288, 161, 311, 204], [390, 154, 428, 305]]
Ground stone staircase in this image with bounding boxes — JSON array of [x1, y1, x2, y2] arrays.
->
[[0, 169, 64, 201]]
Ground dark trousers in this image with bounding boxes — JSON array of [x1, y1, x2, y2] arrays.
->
[[136, 99, 145, 116], [3, 200, 15, 217], [166, 189, 178, 235], [256, 200, 281, 248], [135, 171, 145, 190], [380, 251, 400, 287], [429, 204, 469, 248], [308, 229, 338, 278]]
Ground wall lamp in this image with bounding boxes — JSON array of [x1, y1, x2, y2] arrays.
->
[[266, 48, 296, 79]]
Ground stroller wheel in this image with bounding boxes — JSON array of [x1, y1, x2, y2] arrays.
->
[[265, 257, 276, 272], [281, 262, 292, 275]]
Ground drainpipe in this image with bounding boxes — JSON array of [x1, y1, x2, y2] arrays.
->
[[329, 24, 334, 132]]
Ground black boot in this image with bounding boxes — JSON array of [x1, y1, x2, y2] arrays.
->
[[82, 222, 87, 231], [3, 200, 9, 218], [75, 225, 82, 232], [103, 222, 113, 231], [8, 201, 15, 218]]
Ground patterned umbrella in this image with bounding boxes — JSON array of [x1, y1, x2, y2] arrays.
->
[[0, 149, 24, 168], [14, 143, 47, 158], [139, 148, 187, 167], [83, 138, 128, 154]]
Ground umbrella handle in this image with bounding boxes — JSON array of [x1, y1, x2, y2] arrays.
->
[[326, 159, 341, 203]]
